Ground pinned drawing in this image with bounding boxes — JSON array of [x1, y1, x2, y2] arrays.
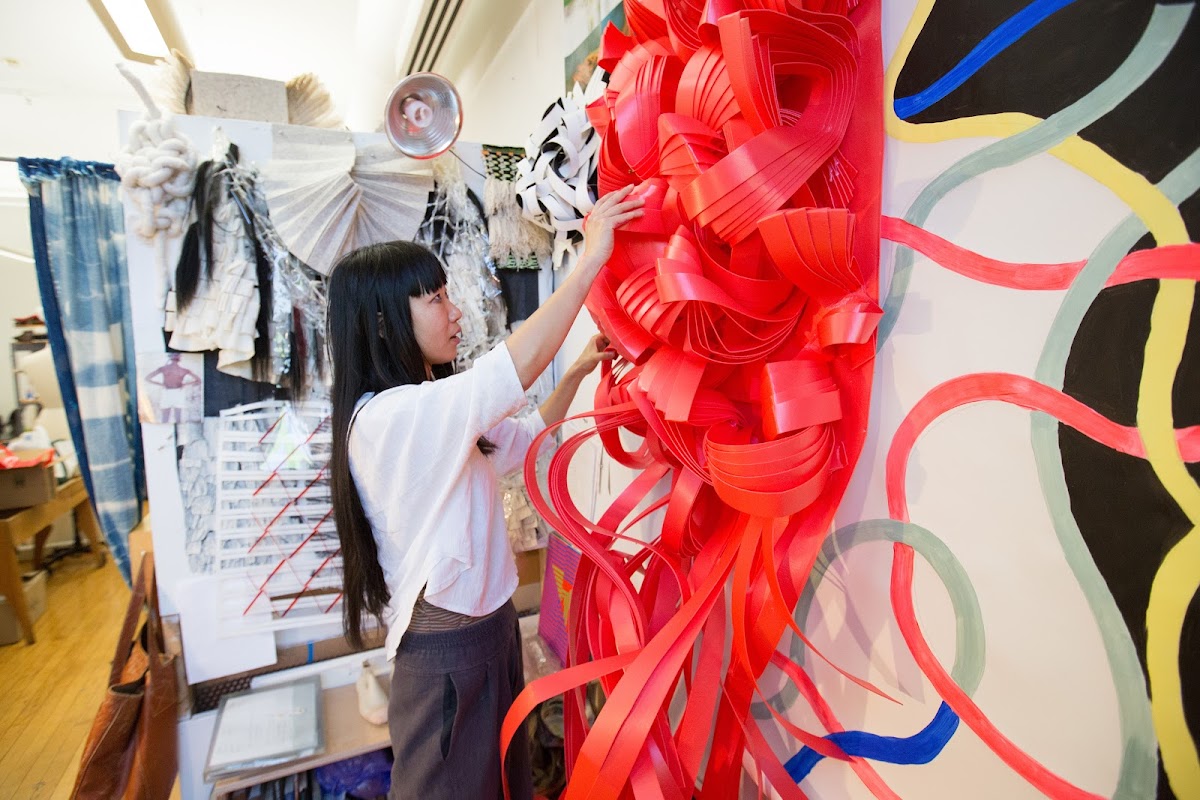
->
[[139, 352, 203, 425], [213, 401, 341, 633]]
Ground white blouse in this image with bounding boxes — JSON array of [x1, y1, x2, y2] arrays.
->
[[348, 343, 546, 659]]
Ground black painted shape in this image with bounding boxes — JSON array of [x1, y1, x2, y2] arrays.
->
[[1080, 8, 1200, 184], [895, 0, 1155, 125], [1060, 279, 1200, 800]]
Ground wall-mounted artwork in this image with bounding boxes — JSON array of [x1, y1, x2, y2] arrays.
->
[[846, 0, 1198, 797], [518, 0, 1197, 797], [563, 0, 627, 91]]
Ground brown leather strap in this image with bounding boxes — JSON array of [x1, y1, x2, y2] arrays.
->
[[108, 554, 148, 685], [143, 555, 162, 660]]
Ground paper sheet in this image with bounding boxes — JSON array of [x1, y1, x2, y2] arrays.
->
[[177, 575, 277, 684], [206, 678, 322, 777]]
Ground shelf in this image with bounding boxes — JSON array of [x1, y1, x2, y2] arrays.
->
[[208, 682, 390, 799]]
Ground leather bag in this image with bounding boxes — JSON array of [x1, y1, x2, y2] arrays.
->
[[72, 552, 178, 799]]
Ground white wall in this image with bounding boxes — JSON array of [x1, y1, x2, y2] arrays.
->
[[453, 0, 670, 548], [0, 195, 41, 422], [453, 0, 565, 148], [0, 83, 143, 198]]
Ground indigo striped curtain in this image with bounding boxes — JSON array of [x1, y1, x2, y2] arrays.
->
[[19, 158, 144, 582]]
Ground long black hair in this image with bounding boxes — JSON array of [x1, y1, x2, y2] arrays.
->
[[175, 143, 274, 382], [327, 240, 491, 647]]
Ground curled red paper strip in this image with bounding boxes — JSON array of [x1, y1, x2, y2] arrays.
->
[[506, 3, 886, 798]]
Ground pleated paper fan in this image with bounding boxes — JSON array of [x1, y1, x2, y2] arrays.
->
[[262, 127, 433, 275], [348, 142, 437, 252]]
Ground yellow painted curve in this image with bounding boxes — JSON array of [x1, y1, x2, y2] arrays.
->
[[1139, 280, 1200, 799]]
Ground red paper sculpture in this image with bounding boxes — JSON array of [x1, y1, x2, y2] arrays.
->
[[507, 2, 884, 797]]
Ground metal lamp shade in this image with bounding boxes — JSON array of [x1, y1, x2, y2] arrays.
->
[[383, 73, 463, 160]]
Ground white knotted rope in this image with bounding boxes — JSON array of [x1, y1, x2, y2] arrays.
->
[[115, 62, 199, 314]]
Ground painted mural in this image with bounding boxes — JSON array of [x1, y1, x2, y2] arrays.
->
[[785, 0, 1198, 797]]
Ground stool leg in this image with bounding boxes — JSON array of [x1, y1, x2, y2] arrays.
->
[[74, 501, 106, 568], [0, 531, 35, 644], [32, 525, 52, 571]]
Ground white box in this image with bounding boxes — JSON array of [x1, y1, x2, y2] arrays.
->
[[189, 71, 288, 123], [0, 570, 48, 645]]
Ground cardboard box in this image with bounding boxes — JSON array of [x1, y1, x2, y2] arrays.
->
[[189, 71, 288, 123], [0, 570, 48, 645], [0, 459, 57, 511], [512, 547, 546, 613]]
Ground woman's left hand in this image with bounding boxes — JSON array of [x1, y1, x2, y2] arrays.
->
[[537, 334, 617, 426]]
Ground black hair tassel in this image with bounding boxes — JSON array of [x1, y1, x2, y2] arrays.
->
[[174, 222, 201, 309], [174, 159, 214, 310], [286, 314, 307, 402]]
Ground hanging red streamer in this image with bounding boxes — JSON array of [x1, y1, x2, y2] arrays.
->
[[507, 2, 885, 797]]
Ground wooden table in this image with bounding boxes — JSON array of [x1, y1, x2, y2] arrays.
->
[[0, 476, 105, 644]]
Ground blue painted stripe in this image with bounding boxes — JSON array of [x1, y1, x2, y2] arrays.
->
[[894, 0, 1080, 119], [785, 702, 960, 783]]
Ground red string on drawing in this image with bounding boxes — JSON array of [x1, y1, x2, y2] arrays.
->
[[215, 401, 339, 631], [504, 2, 885, 797]]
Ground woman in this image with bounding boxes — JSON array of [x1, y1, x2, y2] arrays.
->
[[327, 185, 643, 799]]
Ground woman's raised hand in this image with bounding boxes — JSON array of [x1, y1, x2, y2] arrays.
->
[[580, 185, 645, 269], [505, 191, 641, 390]]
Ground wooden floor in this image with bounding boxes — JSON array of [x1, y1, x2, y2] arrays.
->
[[0, 550, 130, 799]]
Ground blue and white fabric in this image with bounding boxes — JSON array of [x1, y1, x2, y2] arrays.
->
[[19, 157, 145, 582]]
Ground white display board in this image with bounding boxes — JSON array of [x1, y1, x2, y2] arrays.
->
[[119, 112, 491, 661]]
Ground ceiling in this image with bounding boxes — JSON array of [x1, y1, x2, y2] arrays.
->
[[0, 0, 418, 132], [0, 0, 536, 127], [0, 0, 533, 261]]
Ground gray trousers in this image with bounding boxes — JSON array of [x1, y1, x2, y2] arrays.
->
[[388, 600, 534, 800]]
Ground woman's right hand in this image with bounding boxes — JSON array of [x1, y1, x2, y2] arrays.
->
[[505, 190, 642, 390], [569, 333, 615, 377], [580, 185, 645, 270]]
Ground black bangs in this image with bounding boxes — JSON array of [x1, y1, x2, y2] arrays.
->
[[355, 240, 446, 301], [405, 247, 447, 298]]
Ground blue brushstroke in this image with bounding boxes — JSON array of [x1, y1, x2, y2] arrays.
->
[[784, 702, 960, 783], [894, 0, 1080, 119]]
